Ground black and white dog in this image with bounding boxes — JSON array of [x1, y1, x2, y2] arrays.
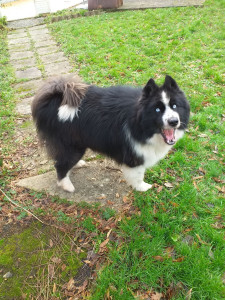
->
[[32, 75, 190, 192]]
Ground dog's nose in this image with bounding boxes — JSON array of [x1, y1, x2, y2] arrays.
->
[[168, 117, 179, 127]]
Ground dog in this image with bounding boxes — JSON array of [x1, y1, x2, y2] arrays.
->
[[32, 75, 190, 192]]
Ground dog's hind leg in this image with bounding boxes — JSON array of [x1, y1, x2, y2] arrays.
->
[[55, 148, 85, 192], [122, 165, 152, 192]]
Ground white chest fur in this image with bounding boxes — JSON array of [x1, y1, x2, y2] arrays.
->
[[133, 129, 184, 168]]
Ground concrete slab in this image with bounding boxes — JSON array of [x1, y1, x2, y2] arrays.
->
[[15, 67, 42, 80], [8, 37, 31, 46], [36, 45, 59, 55], [16, 160, 131, 209], [11, 57, 36, 70], [14, 79, 43, 94], [41, 52, 68, 65], [120, 0, 205, 9], [29, 28, 50, 37], [45, 61, 72, 76], [8, 32, 28, 39], [29, 24, 47, 31], [30, 33, 52, 42], [10, 50, 34, 60], [34, 39, 57, 49], [16, 97, 33, 115], [8, 43, 31, 52], [7, 17, 45, 29]]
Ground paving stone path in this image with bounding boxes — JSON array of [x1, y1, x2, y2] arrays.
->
[[8, 24, 130, 208], [8, 24, 72, 115]]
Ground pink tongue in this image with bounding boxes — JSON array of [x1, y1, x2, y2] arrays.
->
[[164, 129, 175, 141]]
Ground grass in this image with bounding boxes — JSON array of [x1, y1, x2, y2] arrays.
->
[[47, 0, 225, 298], [0, 0, 224, 298]]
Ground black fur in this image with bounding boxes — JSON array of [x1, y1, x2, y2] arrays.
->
[[32, 75, 190, 182]]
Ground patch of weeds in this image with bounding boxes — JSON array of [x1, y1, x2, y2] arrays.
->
[[101, 207, 116, 221], [82, 216, 96, 232], [57, 210, 72, 224]]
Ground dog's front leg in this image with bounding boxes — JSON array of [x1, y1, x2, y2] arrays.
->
[[122, 165, 152, 192]]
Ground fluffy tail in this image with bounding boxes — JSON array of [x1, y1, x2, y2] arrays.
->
[[32, 75, 89, 151], [32, 74, 89, 121]]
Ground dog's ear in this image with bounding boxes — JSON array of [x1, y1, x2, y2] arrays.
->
[[164, 75, 179, 90], [143, 78, 158, 97]]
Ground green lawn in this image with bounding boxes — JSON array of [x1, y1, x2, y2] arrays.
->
[[48, 1, 224, 298], [0, 0, 224, 298]]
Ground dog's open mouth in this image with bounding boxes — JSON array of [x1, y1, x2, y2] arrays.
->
[[161, 129, 176, 145]]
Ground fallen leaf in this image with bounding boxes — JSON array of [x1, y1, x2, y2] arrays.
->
[[150, 291, 163, 300], [195, 234, 209, 245], [215, 186, 225, 193], [49, 239, 54, 248], [164, 182, 174, 188], [198, 134, 208, 138], [97, 194, 106, 200], [123, 196, 129, 203], [67, 278, 75, 291], [48, 264, 55, 280], [193, 181, 200, 191], [211, 222, 224, 229], [185, 288, 192, 300], [157, 186, 163, 193], [173, 256, 184, 262], [153, 256, 164, 262], [100, 238, 109, 248], [51, 257, 62, 264]]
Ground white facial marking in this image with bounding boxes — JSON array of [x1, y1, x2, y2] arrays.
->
[[161, 91, 170, 105], [161, 91, 180, 128], [122, 165, 152, 191], [57, 172, 75, 192], [58, 104, 79, 122]]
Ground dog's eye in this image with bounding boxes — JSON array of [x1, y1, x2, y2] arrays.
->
[[172, 104, 177, 109], [156, 108, 161, 112]]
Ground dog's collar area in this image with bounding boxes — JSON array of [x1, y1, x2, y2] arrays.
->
[[161, 128, 176, 145]]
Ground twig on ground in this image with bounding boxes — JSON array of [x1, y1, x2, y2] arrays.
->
[[0, 187, 45, 224]]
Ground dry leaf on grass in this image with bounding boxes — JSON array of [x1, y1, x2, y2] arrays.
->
[[100, 238, 109, 248]]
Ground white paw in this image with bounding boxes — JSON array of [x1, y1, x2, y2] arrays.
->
[[135, 182, 152, 192], [75, 160, 86, 168], [57, 177, 75, 193]]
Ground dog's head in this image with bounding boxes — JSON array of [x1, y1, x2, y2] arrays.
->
[[138, 75, 190, 145]]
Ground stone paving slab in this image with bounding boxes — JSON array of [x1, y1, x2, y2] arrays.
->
[[8, 43, 31, 52], [16, 97, 33, 114], [120, 0, 205, 9], [14, 79, 43, 94], [16, 160, 131, 209], [45, 61, 72, 76], [29, 24, 47, 31], [10, 50, 33, 60], [41, 52, 68, 65], [8, 32, 28, 39], [30, 33, 52, 42], [15, 67, 42, 80], [7, 17, 45, 29], [10, 57, 36, 70], [36, 45, 59, 55], [34, 39, 57, 49], [8, 37, 31, 46], [29, 28, 50, 37]]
